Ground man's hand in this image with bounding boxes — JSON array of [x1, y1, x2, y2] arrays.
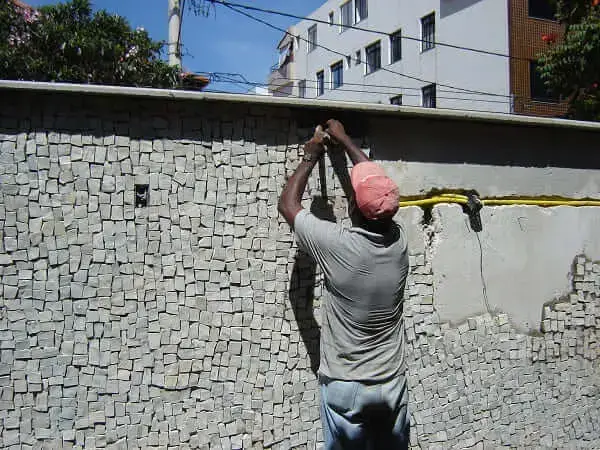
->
[[304, 125, 328, 159], [278, 125, 328, 227], [325, 118, 368, 165], [325, 119, 350, 146]]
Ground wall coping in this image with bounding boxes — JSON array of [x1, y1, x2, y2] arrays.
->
[[2, 79, 600, 132]]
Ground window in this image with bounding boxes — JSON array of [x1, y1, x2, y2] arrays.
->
[[308, 25, 317, 52], [390, 95, 403, 106], [317, 71, 325, 96], [355, 50, 361, 66], [421, 13, 435, 52], [299, 80, 306, 98], [528, 0, 556, 20], [530, 61, 557, 101], [329, 11, 334, 26], [422, 84, 436, 108], [340, 1, 352, 32], [355, 0, 368, 23], [331, 61, 343, 89], [390, 29, 402, 63], [365, 41, 381, 74], [346, 55, 352, 67]]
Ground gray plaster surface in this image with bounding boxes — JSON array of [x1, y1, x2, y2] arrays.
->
[[430, 204, 600, 331], [383, 161, 600, 197]]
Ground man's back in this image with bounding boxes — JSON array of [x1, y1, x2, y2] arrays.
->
[[278, 120, 411, 448], [294, 210, 409, 382]]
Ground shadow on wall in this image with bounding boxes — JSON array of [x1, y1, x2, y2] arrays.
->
[[368, 117, 600, 169], [5, 91, 599, 170], [293, 106, 600, 170], [289, 197, 336, 375], [287, 146, 356, 376], [440, 0, 483, 18]]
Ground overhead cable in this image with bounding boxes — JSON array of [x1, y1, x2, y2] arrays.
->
[[200, 87, 514, 115], [200, 70, 513, 97], [219, 2, 515, 99], [199, 72, 512, 105], [208, 0, 531, 61]]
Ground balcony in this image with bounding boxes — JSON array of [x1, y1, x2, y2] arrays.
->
[[268, 54, 295, 96]]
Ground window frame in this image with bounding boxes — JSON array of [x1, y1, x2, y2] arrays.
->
[[340, 1, 352, 33], [365, 40, 381, 75], [316, 70, 325, 96], [390, 29, 402, 64], [390, 95, 403, 106], [355, 0, 368, 23], [308, 25, 317, 53], [422, 84, 436, 108], [355, 50, 362, 66], [331, 61, 344, 89], [421, 12, 436, 52], [528, 0, 557, 21], [298, 80, 306, 99], [529, 60, 557, 102]]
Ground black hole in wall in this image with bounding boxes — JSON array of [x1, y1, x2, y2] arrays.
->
[[135, 184, 149, 208]]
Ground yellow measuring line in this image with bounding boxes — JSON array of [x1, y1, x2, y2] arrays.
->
[[399, 194, 600, 208]]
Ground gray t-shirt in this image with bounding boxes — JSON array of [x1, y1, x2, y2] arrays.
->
[[294, 209, 409, 382]]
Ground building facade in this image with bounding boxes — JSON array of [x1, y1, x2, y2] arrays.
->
[[268, 0, 565, 116], [509, 0, 567, 117]]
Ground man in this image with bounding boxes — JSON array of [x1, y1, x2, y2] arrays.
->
[[278, 119, 410, 449]]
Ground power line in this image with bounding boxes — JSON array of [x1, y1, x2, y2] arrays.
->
[[213, 73, 253, 92], [202, 69, 537, 104], [201, 87, 514, 115], [199, 71, 512, 105], [208, 0, 530, 62], [202, 70, 508, 97], [220, 2, 514, 99]]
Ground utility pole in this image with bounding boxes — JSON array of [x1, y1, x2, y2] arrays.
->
[[168, 0, 182, 67]]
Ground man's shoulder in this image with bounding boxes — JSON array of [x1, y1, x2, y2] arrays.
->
[[295, 210, 345, 232], [294, 209, 347, 248]]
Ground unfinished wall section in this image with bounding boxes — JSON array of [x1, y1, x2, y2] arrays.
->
[[0, 85, 599, 449]]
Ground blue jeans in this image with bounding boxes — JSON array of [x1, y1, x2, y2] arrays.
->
[[319, 375, 409, 450]]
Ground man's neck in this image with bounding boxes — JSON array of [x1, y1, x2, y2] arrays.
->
[[354, 218, 394, 235]]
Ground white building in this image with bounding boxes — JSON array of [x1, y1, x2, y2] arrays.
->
[[268, 0, 513, 113], [247, 86, 272, 96]]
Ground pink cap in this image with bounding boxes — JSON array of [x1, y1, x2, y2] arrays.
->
[[350, 162, 400, 220]]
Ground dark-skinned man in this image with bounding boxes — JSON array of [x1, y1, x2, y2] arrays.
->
[[278, 119, 410, 449]]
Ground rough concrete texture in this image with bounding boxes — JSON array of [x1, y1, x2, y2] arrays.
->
[[430, 204, 600, 331], [383, 161, 600, 198], [0, 92, 599, 449], [406, 253, 600, 448]]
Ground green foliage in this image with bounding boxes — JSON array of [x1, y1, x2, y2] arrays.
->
[[555, 0, 595, 22], [538, 1, 600, 120], [0, 0, 180, 88]]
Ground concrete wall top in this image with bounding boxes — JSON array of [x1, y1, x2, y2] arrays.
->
[[2, 80, 600, 132]]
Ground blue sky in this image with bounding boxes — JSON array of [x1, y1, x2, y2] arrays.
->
[[27, 0, 324, 92]]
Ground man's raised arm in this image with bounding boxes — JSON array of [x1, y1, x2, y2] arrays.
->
[[278, 128, 327, 227]]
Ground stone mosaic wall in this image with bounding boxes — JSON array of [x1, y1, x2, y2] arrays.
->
[[0, 92, 599, 449], [405, 252, 600, 448]]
